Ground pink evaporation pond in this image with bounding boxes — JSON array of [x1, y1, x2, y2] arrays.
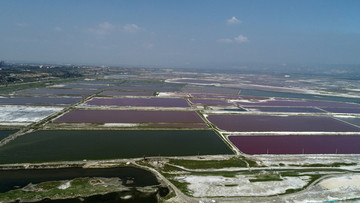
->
[[236, 99, 360, 108], [55, 110, 204, 123], [320, 107, 360, 114], [189, 99, 232, 106], [229, 135, 360, 154], [207, 115, 360, 132], [85, 97, 189, 107]]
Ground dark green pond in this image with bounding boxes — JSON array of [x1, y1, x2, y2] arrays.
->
[[0, 130, 233, 163], [0, 130, 17, 141]]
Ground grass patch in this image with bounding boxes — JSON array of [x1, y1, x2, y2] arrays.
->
[[249, 177, 282, 182], [283, 174, 323, 195], [0, 78, 77, 92], [0, 177, 119, 202], [246, 158, 261, 167], [306, 174, 322, 186], [162, 164, 181, 173], [249, 173, 282, 182], [279, 171, 299, 177], [168, 179, 191, 196], [224, 184, 238, 187], [36, 181, 63, 190], [168, 157, 247, 169], [162, 189, 176, 200], [71, 177, 90, 186], [187, 171, 239, 178], [330, 162, 357, 167], [284, 188, 302, 194]]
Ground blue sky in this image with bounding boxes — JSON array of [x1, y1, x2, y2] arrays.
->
[[0, 0, 359, 67]]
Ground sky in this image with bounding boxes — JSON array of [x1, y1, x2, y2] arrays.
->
[[0, 0, 360, 68]]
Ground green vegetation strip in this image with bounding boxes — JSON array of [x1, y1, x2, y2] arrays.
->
[[168, 180, 191, 196], [0, 78, 77, 92], [0, 178, 119, 202], [162, 190, 176, 200], [249, 174, 283, 182], [168, 157, 256, 169]]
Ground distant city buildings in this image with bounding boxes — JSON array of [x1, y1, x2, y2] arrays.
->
[[0, 60, 4, 68]]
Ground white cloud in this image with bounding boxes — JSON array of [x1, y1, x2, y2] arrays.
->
[[87, 22, 145, 37], [15, 23, 28, 27], [123, 24, 141, 33], [227, 16, 241, 24], [88, 22, 116, 35], [55, 26, 63, 32], [234, 35, 249, 43], [217, 35, 249, 44], [143, 42, 154, 49], [99, 22, 115, 30], [216, 38, 233, 43]]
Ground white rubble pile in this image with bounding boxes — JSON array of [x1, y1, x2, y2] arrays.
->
[[175, 175, 309, 197]]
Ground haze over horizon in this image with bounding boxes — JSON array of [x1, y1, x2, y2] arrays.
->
[[1, 0, 360, 68]]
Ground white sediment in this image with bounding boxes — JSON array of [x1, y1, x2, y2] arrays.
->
[[0, 106, 63, 123], [175, 175, 309, 197]]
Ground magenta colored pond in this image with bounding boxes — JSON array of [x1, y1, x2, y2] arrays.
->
[[189, 99, 232, 106], [246, 106, 324, 113], [207, 115, 360, 132], [320, 107, 360, 114], [236, 99, 360, 108], [229, 135, 360, 154], [85, 97, 189, 107], [55, 110, 204, 123]]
